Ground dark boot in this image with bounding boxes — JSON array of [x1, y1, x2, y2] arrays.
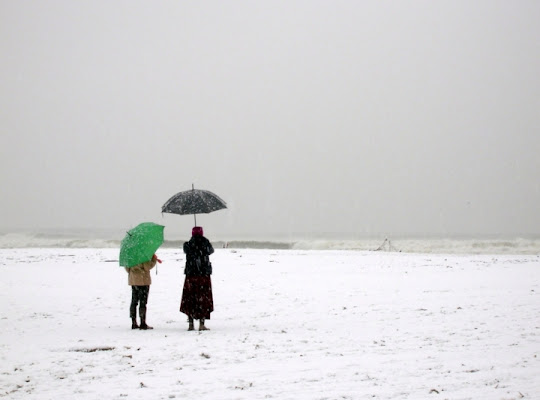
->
[[199, 319, 209, 331], [188, 317, 195, 331], [131, 318, 139, 330], [139, 304, 152, 330], [139, 316, 153, 330]]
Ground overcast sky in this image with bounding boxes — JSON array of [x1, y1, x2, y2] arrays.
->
[[1, 1, 539, 239]]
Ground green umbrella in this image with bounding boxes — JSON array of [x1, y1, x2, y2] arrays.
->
[[119, 222, 165, 268]]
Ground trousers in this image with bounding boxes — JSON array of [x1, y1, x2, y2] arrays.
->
[[130, 285, 150, 320]]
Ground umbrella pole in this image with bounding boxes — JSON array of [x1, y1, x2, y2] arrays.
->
[[192, 184, 197, 227]]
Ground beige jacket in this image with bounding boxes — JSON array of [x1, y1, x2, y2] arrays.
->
[[126, 259, 156, 286]]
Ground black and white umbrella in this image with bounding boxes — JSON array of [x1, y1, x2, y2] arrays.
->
[[162, 185, 227, 225]]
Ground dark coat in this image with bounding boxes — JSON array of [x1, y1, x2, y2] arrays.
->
[[183, 236, 214, 276]]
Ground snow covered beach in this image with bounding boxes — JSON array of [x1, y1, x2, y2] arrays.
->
[[1, 247, 539, 399]]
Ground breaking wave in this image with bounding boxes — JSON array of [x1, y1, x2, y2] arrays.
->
[[0, 232, 539, 255]]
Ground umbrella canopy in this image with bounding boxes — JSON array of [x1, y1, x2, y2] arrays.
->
[[162, 185, 227, 225], [119, 222, 164, 268]]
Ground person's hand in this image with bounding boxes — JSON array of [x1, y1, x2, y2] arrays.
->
[[153, 254, 162, 263]]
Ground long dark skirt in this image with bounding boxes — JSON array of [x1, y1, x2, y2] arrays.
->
[[180, 276, 213, 320]]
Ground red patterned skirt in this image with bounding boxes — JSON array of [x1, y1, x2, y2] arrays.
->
[[180, 276, 214, 320]]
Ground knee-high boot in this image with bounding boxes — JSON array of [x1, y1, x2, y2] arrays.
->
[[139, 307, 153, 330]]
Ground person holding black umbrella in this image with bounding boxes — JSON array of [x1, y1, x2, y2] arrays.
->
[[180, 226, 214, 331]]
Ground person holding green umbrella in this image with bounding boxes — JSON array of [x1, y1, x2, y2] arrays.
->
[[119, 222, 164, 330], [126, 255, 159, 329]]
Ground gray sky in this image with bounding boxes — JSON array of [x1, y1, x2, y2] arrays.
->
[[1, 1, 539, 239]]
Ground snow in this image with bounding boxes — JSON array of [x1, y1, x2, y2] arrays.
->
[[1, 248, 539, 399]]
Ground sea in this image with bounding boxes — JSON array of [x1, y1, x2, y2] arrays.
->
[[0, 229, 539, 255]]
